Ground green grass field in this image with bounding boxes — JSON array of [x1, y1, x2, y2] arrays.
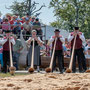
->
[[0, 73, 29, 78]]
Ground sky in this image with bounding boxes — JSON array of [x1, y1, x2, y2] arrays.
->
[[0, 0, 56, 25]]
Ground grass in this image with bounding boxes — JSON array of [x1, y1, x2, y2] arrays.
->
[[0, 73, 29, 78]]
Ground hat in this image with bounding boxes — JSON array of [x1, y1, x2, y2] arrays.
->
[[74, 27, 79, 30], [54, 29, 60, 32]]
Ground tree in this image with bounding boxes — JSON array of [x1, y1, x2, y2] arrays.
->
[[6, 0, 46, 17], [50, 0, 90, 38]]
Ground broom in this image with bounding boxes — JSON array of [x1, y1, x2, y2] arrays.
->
[[45, 38, 57, 73], [9, 37, 16, 75], [66, 34, 77, 73], [28, 38, 35, 73]]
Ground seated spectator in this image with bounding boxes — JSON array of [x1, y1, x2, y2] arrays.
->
[[65, 38, 71, 49], [26, 13, 30, 19], [22, 18, 32, 40], [20, 17, 26, 30], [9, 15, 17, 30], [30, 16, 35, 25], [2, 18, 11, 31], [6, 14, 12, 21], [13, 18, 22, 36], [32, 18, 42, 39], [85, 40, 90, 58]]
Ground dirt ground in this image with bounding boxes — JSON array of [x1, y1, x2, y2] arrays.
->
[[0, 73, 90, 90]]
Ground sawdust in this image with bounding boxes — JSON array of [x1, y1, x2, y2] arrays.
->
[[0, 73, 89, 90]]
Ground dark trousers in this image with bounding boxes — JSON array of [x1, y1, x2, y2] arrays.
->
[[13, 52, 20, 70], [72, 48, 87, 72], [2, 51, 10, 73], [52, 50, 63, 72]]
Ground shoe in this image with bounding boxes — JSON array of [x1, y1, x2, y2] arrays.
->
[[72, 71, 76, 73], [37, 69, 40, 72], [79, 71, 83, 73]]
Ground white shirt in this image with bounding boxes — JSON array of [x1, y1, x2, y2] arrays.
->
[[68, 33, 85, 42], [0, 37, 15, 45], [48, 36, 65, 45]]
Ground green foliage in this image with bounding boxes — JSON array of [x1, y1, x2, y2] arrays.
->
[[8, 0, 45, 17], [50, 0, 90, 38], [10, 1, 28, 17]]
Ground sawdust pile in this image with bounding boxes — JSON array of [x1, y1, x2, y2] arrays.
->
[[0, 73, 90, 90]]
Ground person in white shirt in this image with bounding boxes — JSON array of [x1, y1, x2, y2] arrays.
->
[[68, 27, 87, 73], [47, 29, 65, 74], [26, 30, 43, 72], [0, 30, 15, 73]]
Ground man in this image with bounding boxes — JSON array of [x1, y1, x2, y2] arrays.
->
[[85, 40, 90, 58], [47, 29, 65, 74], [30, 17, 35, 26], [13, 35, 23, 70], [13, 18, 22, 35], [9, 15, 17, 30], [0, 30, 15, 73], [32, 18, 42, 39], [68, 27, 87, 73], [23, 18, 32, 40]]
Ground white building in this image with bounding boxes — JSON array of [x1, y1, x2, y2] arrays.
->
[[41, 25, 69, 40]]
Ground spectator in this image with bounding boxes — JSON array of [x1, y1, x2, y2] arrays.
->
[[13, 18, 22, 36], [2, 18, 11, 31], [30, 16, 35, 26], [0, 31, 15, 73], [65, 38, 71, 49], [85, 40, 90, 58], [0, 16, 2, 24], [32, 18, 42, 39], [0, 29, 3, 71], [9, 15, 17, 30], [23, 18, 32, 40], [13, 35, 23, 70]]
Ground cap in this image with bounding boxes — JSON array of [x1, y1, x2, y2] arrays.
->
[[31, 30, 37, 34], [25, 18, 29, 21]]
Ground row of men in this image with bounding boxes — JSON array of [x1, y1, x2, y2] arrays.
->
[[0, 27, 88, 73]]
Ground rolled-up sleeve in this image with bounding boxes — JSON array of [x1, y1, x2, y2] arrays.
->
[[68, 34, 74, 42], [79, 33, 85, 42], [10, 38, 15, 45], [60, 36, 65, 43], [0, 38, 7, 45], [47, 36, 54, 45]]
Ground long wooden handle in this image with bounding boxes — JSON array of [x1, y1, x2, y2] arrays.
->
[[50, 38, 57, 69], [69, 34, 77, 70], [31, 39, 35, 68], [9, 39, 13, 67]]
